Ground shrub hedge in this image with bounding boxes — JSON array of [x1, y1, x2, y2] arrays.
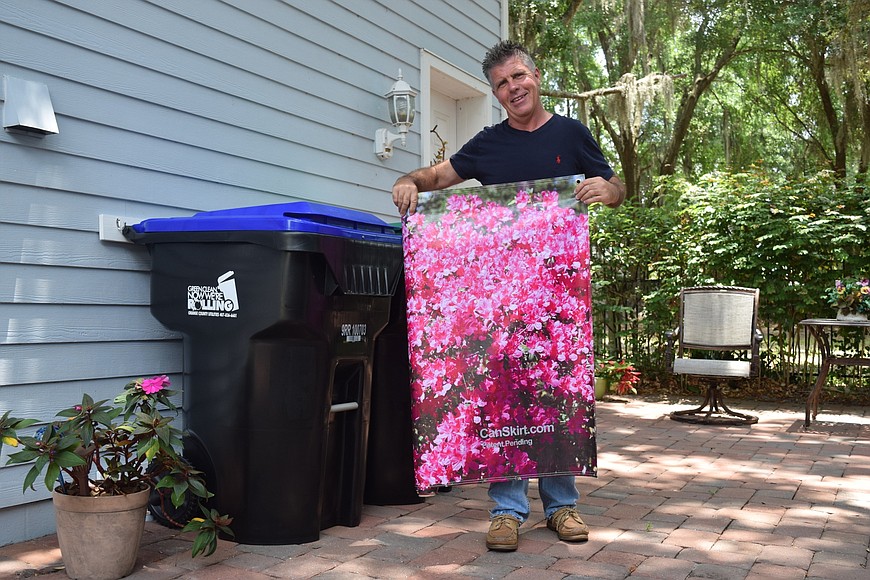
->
[[589, 169, 869, 383]]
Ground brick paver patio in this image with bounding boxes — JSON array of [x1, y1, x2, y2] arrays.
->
[[2, 398, 869, 579]]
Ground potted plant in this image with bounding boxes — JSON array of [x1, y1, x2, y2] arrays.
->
[[0, 376, 233, 580], [825, 277, 870, 320], [596, 359, 640, 397]]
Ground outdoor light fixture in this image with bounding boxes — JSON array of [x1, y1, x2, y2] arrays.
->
[[374, 69, 417, 160]]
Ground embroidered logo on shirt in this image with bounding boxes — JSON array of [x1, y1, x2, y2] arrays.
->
[[556, 155, 561, 164]]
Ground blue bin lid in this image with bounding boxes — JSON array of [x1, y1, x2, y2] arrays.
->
[[130, 202, 401, 244]]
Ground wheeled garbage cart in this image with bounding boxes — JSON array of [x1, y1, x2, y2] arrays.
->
[[126, 202, 403, 544]]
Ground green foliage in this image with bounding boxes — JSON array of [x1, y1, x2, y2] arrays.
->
[[662, 169, 868, 322], [591, 168, 869, 377], [182, 506, 235, 558], [589, 191, 683, 368]]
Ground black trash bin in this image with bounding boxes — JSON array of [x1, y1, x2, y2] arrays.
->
[[126, 202, 403, 545]]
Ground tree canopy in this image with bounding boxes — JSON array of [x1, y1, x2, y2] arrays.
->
[[510, 0, 870, 202]]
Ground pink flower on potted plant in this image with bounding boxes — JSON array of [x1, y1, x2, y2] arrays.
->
[[0, 376, 233, 577]]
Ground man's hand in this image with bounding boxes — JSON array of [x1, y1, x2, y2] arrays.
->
[[574, 175, 626, 208], [391, 161, 463, 216], [392, 176, 420, 217]]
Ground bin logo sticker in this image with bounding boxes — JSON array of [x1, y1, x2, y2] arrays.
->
[[187, 271, 239, 318]]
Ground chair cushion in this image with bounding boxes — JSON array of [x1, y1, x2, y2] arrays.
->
[[673, 358, 751, 378]]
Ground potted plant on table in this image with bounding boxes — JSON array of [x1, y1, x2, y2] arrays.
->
[[595, 359, 641, 398], [0, 376, 233, 580], [825, 277, 870, 320]]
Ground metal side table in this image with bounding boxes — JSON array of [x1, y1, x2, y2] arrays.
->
[[799, 318, 870, 427]]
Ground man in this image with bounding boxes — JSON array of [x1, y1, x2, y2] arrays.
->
[[391, 40, 625, 552]]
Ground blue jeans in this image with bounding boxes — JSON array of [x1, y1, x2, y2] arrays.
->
[[488, 475, 579, 523]]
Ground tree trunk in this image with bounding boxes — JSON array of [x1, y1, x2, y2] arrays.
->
[[808, 44, 847, 178], [588, 96, 641, 202], [860, 96, 870, 181], [659, 34, 741, 175]]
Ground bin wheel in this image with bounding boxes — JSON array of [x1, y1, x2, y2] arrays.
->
[[146, 458, 201, 529]]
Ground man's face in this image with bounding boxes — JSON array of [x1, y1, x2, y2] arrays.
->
[[489, 56, 541, 122]]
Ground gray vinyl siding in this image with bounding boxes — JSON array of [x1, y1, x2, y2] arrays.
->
[[0, 0, 504, 545]]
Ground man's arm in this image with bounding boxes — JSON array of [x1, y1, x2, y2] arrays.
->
[[392, 160, 463, 216]]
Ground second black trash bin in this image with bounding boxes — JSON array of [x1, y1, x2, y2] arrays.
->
[[365, 274, 424, 506], [126, 202, 403, 545]]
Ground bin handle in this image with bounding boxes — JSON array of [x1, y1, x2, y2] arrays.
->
[[330, 402, 359, 413]]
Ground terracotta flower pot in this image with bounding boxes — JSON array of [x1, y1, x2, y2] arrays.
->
[[594, 377, 610, 399], [52, 487, 149, 579]]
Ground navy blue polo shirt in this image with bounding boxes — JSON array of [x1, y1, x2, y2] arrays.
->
[[449, 114, 615, 185]]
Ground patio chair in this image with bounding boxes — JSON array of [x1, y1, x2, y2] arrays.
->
[[665, 286, 761, 425]]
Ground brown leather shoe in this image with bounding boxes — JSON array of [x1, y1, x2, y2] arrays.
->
[[547, 507, 589, 541], [486, 514, 520, 551]]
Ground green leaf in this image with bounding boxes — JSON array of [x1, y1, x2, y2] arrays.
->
[[191, 530, 217, 558], [22, 465, 40, 491], [218, 524, 235, 538], [180, 518, 204, 533], [187, 478, 210, 498], [33, 454, 49, 473], [139, 437, 160, 460], [53, 451, 86, 468], [43, 463, 61, 491], [154, 477, 175, 490], [90, 411, 117, 425], [170, 489, 186, 508], [1, 415, 39, 430], [7, 448, 39, 464]]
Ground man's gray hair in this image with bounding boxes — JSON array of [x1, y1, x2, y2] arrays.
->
[[482, 40, 537, 87]]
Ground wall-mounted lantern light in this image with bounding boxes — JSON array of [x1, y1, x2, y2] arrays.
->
[[374, 69, 416, 160], [3, 76, 59, 137]]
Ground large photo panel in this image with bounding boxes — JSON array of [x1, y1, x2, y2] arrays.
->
[[402, 175, 597, 491]]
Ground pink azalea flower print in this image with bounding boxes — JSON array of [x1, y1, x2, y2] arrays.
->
[[403, 181, 597, 491]]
